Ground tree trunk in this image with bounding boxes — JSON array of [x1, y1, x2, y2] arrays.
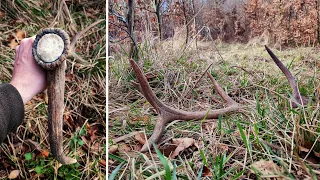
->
[[191, 0, 197, 47], [316, 0, 320, 45], [127, 0, 137, 58], [182, 0, 189, 45], [155, 0, 162, 41]]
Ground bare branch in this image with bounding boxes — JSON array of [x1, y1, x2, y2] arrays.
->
[[109, 36, 130, 43], [108, 22, 138, 49]]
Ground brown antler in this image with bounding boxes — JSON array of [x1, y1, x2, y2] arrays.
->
[[130, 59, 242, 152], [265, 46, 308, 108]]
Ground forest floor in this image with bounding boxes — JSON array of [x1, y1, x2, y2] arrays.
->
[[0, 1, 106, 179], [109, 32, 320, 179]]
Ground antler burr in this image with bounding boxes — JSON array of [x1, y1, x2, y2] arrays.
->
[[32, 28, 77, 165]]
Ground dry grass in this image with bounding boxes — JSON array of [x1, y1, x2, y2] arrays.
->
[[109, 28, 320, 179], [0, 0, 105, 179]]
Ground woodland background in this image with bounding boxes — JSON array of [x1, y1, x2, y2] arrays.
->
[[109, 0, 320, 49]]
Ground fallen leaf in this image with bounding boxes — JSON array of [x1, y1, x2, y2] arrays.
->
[[133, 144, 142, 151], [202, 166, 212, 177], [40, 150, 49, 158], [64, 111, 74, 130], [159, 145, 177, 157], [88, 124, 99, 141], [65, 74, 75, 82], [313, 151, 320, 158], [135, 133, 146, 145], [90, 142, 101, 154], [251, 160, 284, 179], [220, 143, 229, 152], [108, 145, 118, 154], [171, 138, 195, 158], [8, 170, 20, 179], [99, 159, 106, 167], [131, 115, 149, 124], [299, 146, 309, 153], [9, 38, 18, 49], [119, 144, 131, 152], [4, 30, 25, 49], [15, 30, 25, 41]]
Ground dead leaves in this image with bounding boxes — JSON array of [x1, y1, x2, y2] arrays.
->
[[80, 123, 104, 155], [251, 160, 284, 179], [110, 134, 203, 160], [170, 138, 196, 158], [15, 30, 26, 41], [109, 132, 146, 153], [202, 166, 213, 177], [85, 8, 100, 19], [8, 170, 20, 179], [3, 30, 26, 49], [135, 132, 146, 145]]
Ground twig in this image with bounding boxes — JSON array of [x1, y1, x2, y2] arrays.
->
[[178, 26, 207, 59], [109, 36, 130, 43], [184, 63, 213, 97], [70, 19, 104, 52], [112, 131, 143, 143], [109, 21, 138, 52]]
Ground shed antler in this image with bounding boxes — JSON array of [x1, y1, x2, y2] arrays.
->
[[130, 59, 242, 152], [265, 46, 309, 107], [31, 20, 103, 165]]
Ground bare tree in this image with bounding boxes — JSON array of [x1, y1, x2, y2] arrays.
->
[[155, 0, 163, 40], [127, 0, 137, 58], [182, 0, 190, 44]]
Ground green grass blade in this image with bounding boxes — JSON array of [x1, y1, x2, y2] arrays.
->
[[199, 149, 208, 167], [108, 162, 125, 180], [236, 122, 249, 150], [218, 115, 222, 135], [232, 170, 244, 180], [152, 141, 172, 180], [220, 166, 236, 179], [197, 163, 204, 180], [172, 162, 177, 180], [108, 153, 128, 163]]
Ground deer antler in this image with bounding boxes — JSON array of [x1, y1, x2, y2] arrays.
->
[[265, 46, 309, 108], [130, 59, 242, 152]]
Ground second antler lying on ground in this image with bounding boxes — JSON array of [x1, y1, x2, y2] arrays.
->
[[130, 59, 243, 152], [265, 46, 309, 108]]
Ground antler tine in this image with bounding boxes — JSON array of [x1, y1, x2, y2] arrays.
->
[[207, 72, 236, 106], [130, 59, 166, 113], [129, 59, 242, 152], [265, 46, 308, 107]]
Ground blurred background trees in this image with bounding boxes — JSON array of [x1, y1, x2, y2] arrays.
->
[[109, 0, 320, 49]]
